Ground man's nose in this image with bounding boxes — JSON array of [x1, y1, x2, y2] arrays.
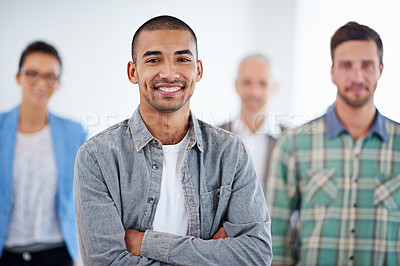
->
[[248, 85, 263, 97], [159, 61, 180, 80], [351, 67, 364, 83]]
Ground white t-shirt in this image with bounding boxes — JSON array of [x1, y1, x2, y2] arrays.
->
[[233, 117, 281, 188], [5, 125, 64, 247], [152, 132, 190, 236]]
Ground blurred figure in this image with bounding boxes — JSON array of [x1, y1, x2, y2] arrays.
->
[[220, 54, 281, 193], [267, 22, 400, 265], [0, 41, 86, 265]]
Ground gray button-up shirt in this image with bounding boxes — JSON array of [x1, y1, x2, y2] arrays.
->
[[74, 107, 272, 265]]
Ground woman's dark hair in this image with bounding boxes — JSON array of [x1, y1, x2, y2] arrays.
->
[[18, 41, 62, 73]]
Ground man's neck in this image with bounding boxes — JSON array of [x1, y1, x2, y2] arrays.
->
[[18, 102, 48, 134], [335, 98, 376, 141], [240, 111, 266, 134], [139, 105, 190, 145]]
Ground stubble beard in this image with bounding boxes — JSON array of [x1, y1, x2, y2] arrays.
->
[[141, 78, 191, 113], [142, 92, 190, 113], [337, 84, 375, 108]]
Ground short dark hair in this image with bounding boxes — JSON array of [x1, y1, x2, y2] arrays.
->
[[330, 21, 383, 65], [131, 15, 198, 63], [18, 41, 62, 73]]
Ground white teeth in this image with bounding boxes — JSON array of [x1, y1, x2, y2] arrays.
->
[[159, 86, 181, 92]]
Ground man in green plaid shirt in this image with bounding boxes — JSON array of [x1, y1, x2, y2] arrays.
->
[[266, 22, 400, 265]]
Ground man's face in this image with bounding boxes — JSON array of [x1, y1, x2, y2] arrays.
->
[[16, 52, 61, 108], [128, 30, 202, 114], [331, 40, 383, 108], [236, 59, 273, 116]]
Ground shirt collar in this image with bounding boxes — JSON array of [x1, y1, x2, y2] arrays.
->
[[129, 106, 204, 153], [233, 115, 281, 139], [325, 103, 387, 141]]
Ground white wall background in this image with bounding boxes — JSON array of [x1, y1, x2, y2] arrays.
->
[[1, 0, 399, 137]]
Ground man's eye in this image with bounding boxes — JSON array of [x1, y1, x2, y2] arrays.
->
[[178, 58, 190, 62], [146, 58, 160, 63], [362, 63, 374, 69], [340, 62, 351, 69], [242, 80, 251, 86]]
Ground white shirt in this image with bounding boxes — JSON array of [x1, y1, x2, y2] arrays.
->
[[5, 125, 64, 247], [152, 132, 190, 236], [232, 116, 281, 188]]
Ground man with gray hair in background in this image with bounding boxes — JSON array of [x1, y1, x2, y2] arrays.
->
[[220, 54, 282, 194]]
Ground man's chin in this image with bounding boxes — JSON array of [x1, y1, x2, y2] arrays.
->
[[152, 103, 187, 114], [340, 95, 372, 108]]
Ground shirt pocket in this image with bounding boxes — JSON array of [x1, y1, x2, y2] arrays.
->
[[304, 168, 338, 206], [374, 174, 400, 210], [200, 185, 232, 238]]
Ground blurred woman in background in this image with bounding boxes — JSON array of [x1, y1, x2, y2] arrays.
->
[[0, 41, 86, 265]]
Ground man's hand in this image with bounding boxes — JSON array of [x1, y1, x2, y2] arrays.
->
[[125, 229, 145, 256], [211, 227, 228, 239]]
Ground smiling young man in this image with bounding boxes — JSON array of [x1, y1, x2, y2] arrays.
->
[[74, 15, 272, 265], [266, 22, 400, 265]]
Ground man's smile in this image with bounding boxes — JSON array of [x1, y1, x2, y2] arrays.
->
[[156, 85, 183, 96]]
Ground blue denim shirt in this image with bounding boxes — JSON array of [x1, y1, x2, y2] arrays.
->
[[74, 107, 272, 265]]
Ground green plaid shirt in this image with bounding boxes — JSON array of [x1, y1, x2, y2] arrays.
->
[[266, 104, 400, 265]]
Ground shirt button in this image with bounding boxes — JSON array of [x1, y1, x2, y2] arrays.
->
[[353, 203, 357, 208], [22, 252, 31, 261], [349, 255, 354, 260], [148, 197, 154, 204], [152, 139, 158, 145], [351, 228, 355, 233], [152, 164, 159, 170]]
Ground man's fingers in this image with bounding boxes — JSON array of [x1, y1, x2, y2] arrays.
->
[[211, 227, 228, 239]]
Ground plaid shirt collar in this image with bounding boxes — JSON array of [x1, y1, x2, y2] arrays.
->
[[325, 103, 387, 142]]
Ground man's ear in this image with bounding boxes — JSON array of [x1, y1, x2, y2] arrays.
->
[[16, 73, 21, 85], [378, 63, 384, 79], [196, 60, 203, 82], [127, 61, 138, 84]]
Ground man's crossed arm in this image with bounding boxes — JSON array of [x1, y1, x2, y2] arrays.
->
[[125, 227, 228, 256]]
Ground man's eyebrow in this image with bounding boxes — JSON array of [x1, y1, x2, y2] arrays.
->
[[142, 51, 161, 58], [362, 59, 375, 63], [175, 50, 193, 56]]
